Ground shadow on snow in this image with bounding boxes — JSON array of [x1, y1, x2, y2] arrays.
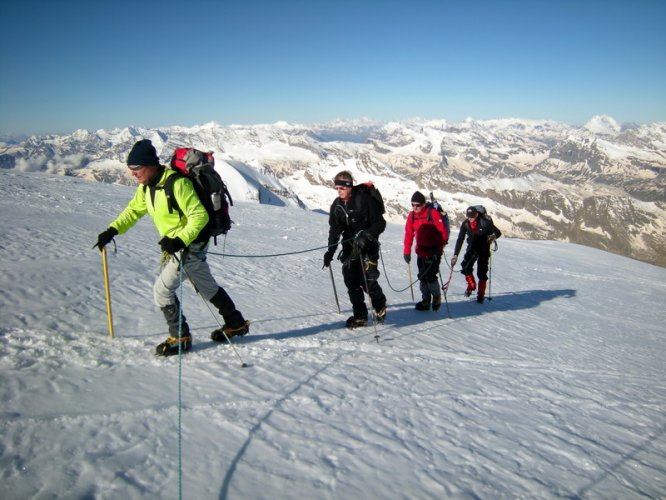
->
[[189, 289, 577, 352]]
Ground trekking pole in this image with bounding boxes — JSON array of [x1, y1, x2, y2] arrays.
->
[[173, 254, 248, 368], [407, 263, 415, 301], [488, 245, 494, 301], [439, 267, 453, 318], [101, 246, 115, 338], [329, 265, 341, 313], [359, 256, 380, 343]]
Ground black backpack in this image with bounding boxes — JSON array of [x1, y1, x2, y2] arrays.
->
[[472, 205, 493, 222], [429, 193, 450, 237], [353, 181, 385, 214], [410, 193, 450, 243], [165, 148, 233, 244], [471, 205, 501, 244]]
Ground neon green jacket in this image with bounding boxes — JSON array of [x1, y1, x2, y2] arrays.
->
[[110, 168, 209, 246]]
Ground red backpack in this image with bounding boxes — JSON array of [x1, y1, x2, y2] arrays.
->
[[166, 148, 233, 243]]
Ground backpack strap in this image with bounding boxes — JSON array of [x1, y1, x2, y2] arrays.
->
[[411, 206, 434, 224], [222, 181, 233, 207], [142, 173, 183, 216], [162, 173, 182, 215]]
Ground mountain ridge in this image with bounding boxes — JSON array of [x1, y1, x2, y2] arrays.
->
[[2, 116, 665, 266]]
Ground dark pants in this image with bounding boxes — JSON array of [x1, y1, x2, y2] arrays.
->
[[460, 247, 490, 281], [342, 254, 386, 319], [417, 255, 441, 283], [417, 255, 441, 301]]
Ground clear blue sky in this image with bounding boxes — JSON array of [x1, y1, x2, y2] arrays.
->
[[1, 0, 665, 135]]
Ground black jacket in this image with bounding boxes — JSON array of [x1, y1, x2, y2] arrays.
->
[[453, 215, 502, 256], [327, 187, 386, 259]]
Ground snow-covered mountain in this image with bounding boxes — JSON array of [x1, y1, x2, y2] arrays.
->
[[2, 116, 665, 267], [1, 169, 665, 498]]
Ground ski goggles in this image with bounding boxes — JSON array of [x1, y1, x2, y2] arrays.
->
[[334, 179, 353, 188]]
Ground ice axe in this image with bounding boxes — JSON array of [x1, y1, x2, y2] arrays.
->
[[329, 265, 341, 313], [407, 263, 415, 301], [101, 246, 115, 338]]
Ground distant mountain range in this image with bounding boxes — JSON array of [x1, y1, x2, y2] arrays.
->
[[1, 116, 665, 267]]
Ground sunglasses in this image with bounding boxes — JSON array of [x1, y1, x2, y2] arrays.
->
[[412, 203, 424, 207], [128, 165, 145, 171], [335, 186, 350, 191]]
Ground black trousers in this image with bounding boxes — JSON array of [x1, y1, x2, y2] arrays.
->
[[416, 255, 441, 283], [342, 255, 386, 319], [460, 247, 490, 281]]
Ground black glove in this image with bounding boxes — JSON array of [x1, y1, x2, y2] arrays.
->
[[159, 236, 186, 255], [94, 227, 118, 251], [354, 231, 370, 251], [323, 249, 335, 268], [403, 254, 411, 263]]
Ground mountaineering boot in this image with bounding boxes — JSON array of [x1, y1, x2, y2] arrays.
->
[[345, 316, 368, 329], [431, 295, 442, 311], [464, 275, 477, 297], [156, 335, 192, 356], [211, 320, 251, 343], [156, 300, 192, 356], [415, 300, 430, 311], [417, 280, 432, 310], [375, 306, 387, 324], [416, 281, 432, 311], [477, 280, 487, 303]]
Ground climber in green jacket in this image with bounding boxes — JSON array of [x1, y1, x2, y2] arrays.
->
[[94, 139, 249, 356]]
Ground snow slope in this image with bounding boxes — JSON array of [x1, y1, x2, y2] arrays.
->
[[0, 170, 665, 499]]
